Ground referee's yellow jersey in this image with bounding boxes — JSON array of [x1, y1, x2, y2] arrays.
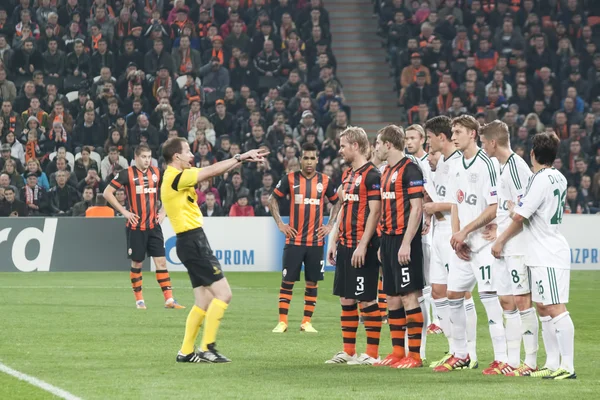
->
[[161, 166, 203, 234]]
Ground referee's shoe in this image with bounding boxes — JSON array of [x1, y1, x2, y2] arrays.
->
[[199, 343, 231, 363]]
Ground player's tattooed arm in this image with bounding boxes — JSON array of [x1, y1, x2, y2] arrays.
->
[[318, 184, 343, 238], [269, 194, 297, 238], [491, 214, 524, 258]]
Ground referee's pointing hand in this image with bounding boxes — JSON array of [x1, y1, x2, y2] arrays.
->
[[240, 149, 270, 163]]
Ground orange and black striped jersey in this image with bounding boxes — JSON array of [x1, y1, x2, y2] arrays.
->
[[380, 157, 424, 235], [273, 171, 339, 246], [110, 165, 161, 231], [339, 162, 381, 248]]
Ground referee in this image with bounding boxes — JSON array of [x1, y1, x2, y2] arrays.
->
[[161, 137, 267, 363]]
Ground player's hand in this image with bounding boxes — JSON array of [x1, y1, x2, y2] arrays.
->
[[316, 224, 332, 238], [423, 202, 437, 216], [241, 149, 270, 163], [450, 230, 467, 250], [398, 243, 411, 265], [351, 244, 367, 268], [482, 223, 497, 241], [157, 210, 166, 224], [422, 216, 432, 235], [277, 222, 297, 238], [123, 210, 140, 226], [456, 242, 471, 261], [491, 240, 504, 259], [507, 200, 516, 213], [327, 245, 337, 266], [377, 247, 381, 262]]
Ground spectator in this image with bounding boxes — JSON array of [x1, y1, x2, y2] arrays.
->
[[254, 191, 272, 216], [109, 187, 128, 216], [200, 191, 224, 217], [2, 159, 25, 190], [101, 146, 129, 181], [197, 179, 221, 206], [0, 68, 16, 104], [0, 187, 27, 217], [565, 185, 587, 214], [23, 159, 49, 191], [85, 194, 115, 217], [579, 175, 598, 214], [48, 170, 80, 216], [49, 157, 77, 188], [229, 193, 254, 216], [21, 172, 47, 216]]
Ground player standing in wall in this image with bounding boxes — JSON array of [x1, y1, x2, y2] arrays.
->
[[270, 142, 341, 334], [433, 115, 507, 373], [372, 125, 425, 369], [370, 142, 388, 323], [493, 132, 576, 380], [104, 144, 185, 310], [479, 121, 535, 375], [325, 127, 383, 365]]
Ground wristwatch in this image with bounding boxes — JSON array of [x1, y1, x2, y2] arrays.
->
[[234, 154, 242, 162]]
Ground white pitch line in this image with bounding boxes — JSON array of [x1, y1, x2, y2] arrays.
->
[[0, 286, 263, 290], [0, 361, 82, 400]]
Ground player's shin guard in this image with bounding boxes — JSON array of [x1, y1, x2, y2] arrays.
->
[[480, 293, 507, 363], [155, 269, 173, 301], [449, 298, 468, 359], [520, 307, 539, 368], [418, 296, 428, 360], [200, 299, 228, 351], [434, 298, 452, 353], [360, 303, 382, 359], [540, 315, 560, 370], [302, 284, 318, 324], [130, 267, 143, 301], [465, 297, 477, 361], [278, 282, 294, 324], [504, 309, 522, 368], [552, 312, 575, 374], [181, 305, 206, 354], [388, 308, 406, 358], [341, 304, 359, 356], [377, 276, 387, 318], [406, 307, 424, 360]]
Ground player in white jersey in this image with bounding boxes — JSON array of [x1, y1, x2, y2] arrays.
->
[[433, 115, 507, 373], [493, 132, 576, 380], [405, 125, 435, 344], [479, 121, 535, 375], [404, 124, 433, 361], [424, 116, 479, 369]]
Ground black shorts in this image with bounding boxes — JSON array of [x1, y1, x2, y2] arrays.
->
[[175, 228, 224, 288], [380, 233, 424, 296], [333, 244, 379, 301], [127, 226, 166, 262], [282, 244, 324, 282]]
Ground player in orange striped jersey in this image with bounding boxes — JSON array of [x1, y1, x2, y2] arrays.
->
[[269, 142, 341, 333]]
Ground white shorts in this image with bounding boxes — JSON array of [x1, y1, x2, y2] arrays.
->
[[530, 266, 570, 305], [423, 243, 431, 286], [493, 255, 530, 296], [429, 225, 452, 285], [447, 243, 496, 293]]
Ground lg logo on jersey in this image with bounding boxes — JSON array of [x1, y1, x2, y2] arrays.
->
[[0, 219, 57, 272], [456, 189, 478, 205], [436, 185, 446, 197]]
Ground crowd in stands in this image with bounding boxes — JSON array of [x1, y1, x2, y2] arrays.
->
[[377, 0, 600, 213], [0, 0, 349, 217]]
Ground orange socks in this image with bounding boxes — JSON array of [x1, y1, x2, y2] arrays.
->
[[302, 284, 318, 324], [130, 267, 143, 301], [406, 307, 424, 360], [278, 282, 294, 324], [155, 269, 173, 301], [389, 308, 407, 358], [360, 303, 382, 359], [341, 304, 359, 356]]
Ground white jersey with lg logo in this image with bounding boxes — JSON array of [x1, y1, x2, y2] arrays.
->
[[431, 150, 462, 228], [449, 149, 499, 253]]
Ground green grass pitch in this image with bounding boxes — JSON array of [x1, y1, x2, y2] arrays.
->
[[0, 271, 598, 400]]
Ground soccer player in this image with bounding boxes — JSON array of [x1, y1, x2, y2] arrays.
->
[[492, 132, 576, 380], [424, 116, 478, 369], [325, 127, 382, 365], [160, 137, 267, 363], [104, 144, 185, 310], [433, 115, 507, 373], [370, 143, 388, 322], [269, 142, 341, 334], [479, 120, 534, 374], [372, 125, 425, 369]]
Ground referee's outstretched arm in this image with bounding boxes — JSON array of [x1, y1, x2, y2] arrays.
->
[[194, 149, 270, 184]]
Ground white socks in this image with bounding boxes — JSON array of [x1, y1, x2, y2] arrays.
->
[[553, 311, 575, 373], [434, 297, 452, 353], [423, 286, 438, 325], [520, 307, 539, 369], [480, 293, 507, 363], [503, 309, 521, 368], [419, 296, 428, 360], [449, 298, 468, 359], [540, 315, 560, 371], [465, 297, 478, 361]]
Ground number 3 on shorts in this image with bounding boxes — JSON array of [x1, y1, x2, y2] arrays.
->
[[356, 276, 364, 292]]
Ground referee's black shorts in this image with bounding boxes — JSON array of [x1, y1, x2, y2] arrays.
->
[[175, 227, 224, 288], [380, 233, 424, 296], [127, 226, 165, 262]]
